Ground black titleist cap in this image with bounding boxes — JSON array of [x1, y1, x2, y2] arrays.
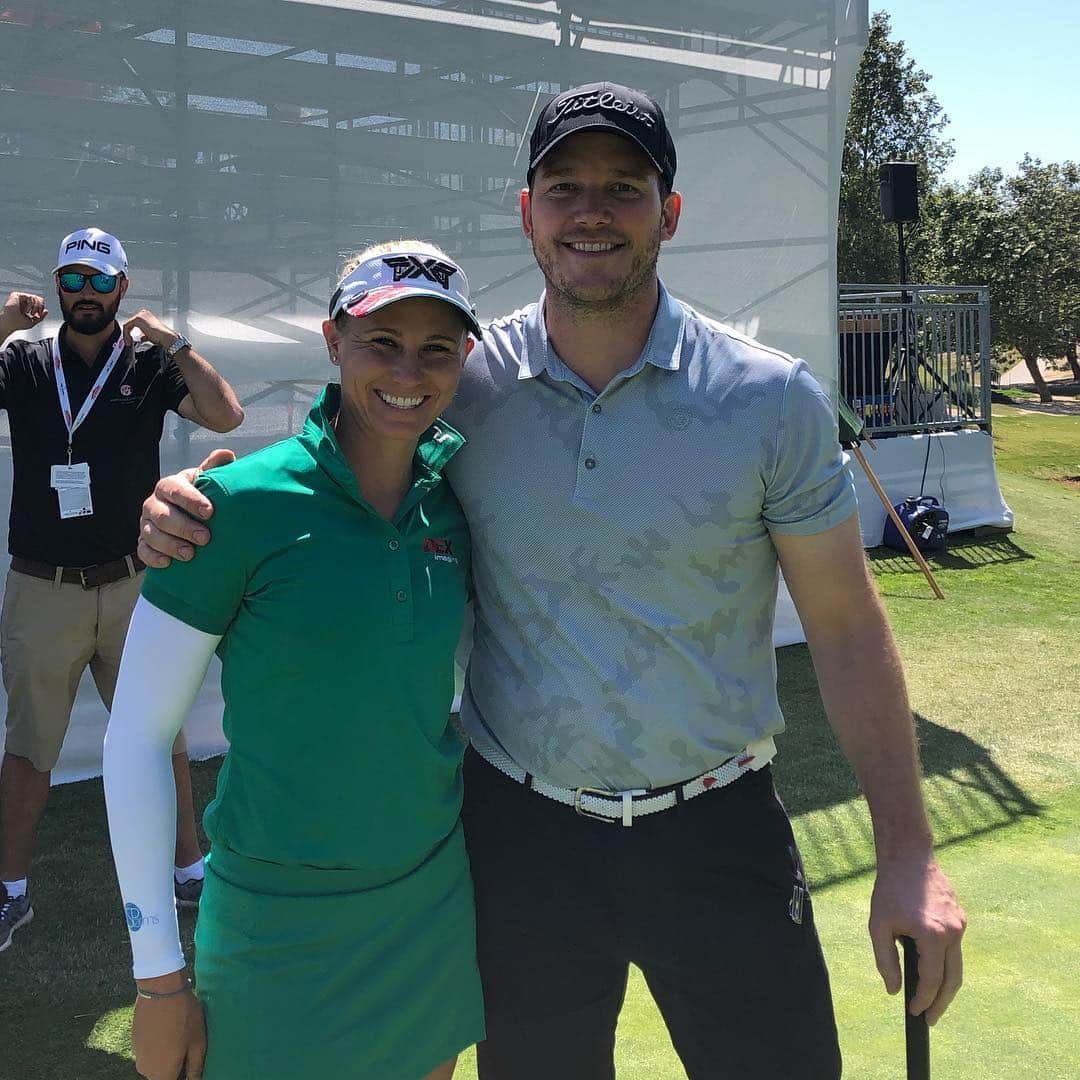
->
[[527, 82, 677, 191]]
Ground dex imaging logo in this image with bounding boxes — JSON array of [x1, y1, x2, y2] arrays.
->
[[423, 537, 458, 565], [382, 256, 458, 289]]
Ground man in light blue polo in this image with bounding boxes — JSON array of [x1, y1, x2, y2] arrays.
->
[[139, 83, 966, 1079], [448, 285, 840, 789]]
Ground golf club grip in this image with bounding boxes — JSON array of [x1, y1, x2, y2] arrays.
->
[[902, 936, 930, 1079]]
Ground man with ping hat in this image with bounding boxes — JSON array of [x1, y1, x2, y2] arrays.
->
[[0, 227, 244, 953], [140, 83, 966, 1077]]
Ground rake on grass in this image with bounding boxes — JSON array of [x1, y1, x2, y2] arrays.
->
[[837, 398, 945, 600]]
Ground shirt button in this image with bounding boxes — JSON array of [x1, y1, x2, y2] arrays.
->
[[388, 539, 400, 551], [584, 457, 597, 470], [396, 589, 408, 602], [591, 403, 602, 414]]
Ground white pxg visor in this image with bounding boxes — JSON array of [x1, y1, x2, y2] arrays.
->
[[329, 251, 482, 338]]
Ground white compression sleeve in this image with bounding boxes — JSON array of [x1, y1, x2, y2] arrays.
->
[[103, 596, 221, 980]]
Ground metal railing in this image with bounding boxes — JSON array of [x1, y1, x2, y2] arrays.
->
[[838, 284, 992, 436]]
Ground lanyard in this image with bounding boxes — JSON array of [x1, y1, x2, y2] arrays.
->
[[52, 334, 125, 464]]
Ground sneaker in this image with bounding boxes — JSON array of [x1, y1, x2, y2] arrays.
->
[[0, 884, 33, 952], [174, 876, 203, 910]]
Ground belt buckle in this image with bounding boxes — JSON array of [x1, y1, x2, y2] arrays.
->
[[78, 567, 90, 589], [574, 786, 617, 824]]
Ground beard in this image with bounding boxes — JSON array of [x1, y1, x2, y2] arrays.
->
[[59, 289, 121, 336], [531, 221, 662, 318]]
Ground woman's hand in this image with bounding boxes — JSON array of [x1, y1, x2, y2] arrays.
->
[[132, 973, 207, 1080]]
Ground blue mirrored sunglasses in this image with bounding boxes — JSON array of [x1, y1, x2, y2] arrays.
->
[[58, 271, 119, 294]]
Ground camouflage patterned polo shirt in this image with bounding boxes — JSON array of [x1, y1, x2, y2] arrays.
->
[[443, 283, 857, 791]]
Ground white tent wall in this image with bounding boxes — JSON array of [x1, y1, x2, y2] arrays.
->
[[1, 0, 949, 784]]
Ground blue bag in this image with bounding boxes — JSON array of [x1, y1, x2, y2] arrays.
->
[[883, 496, 949, 553]]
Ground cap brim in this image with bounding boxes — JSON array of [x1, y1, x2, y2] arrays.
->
[[528, 116, 665, 184], [343, 286, 482, 339], [54, 257, 125, 276]]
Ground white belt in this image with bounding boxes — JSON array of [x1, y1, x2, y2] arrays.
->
[[471, 732, 776, 827]]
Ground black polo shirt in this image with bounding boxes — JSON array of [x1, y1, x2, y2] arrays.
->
[[0, 323, 189, 566]]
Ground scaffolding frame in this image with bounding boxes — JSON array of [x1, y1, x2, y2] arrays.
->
[[1, 0, 865, 356]]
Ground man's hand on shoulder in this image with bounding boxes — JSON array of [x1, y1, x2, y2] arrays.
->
[[869, 852, 966, 1025], [140, 449, 236, 568], [1, 291, 48, 339]]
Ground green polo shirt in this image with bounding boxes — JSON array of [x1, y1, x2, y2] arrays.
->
[[142, 384, 471, 882]]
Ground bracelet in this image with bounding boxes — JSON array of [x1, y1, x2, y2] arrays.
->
[[136, 977, 192, 1001]]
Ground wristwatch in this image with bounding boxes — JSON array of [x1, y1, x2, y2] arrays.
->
[[164, 334, 191, 360]]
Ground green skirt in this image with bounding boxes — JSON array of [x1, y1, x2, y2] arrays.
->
[[194, 822, 484, 1079]]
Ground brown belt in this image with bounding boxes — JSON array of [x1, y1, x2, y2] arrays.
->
[[11, 554, 144, 590]]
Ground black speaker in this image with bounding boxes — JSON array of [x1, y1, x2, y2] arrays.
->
[[879, 161, 919, 223]]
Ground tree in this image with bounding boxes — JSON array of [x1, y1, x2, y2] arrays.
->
[[839, 11, 954, 283], [1065, 342, 1080, 383], [930, 159, 1080, 402], [1004, 159, 1080, 398]]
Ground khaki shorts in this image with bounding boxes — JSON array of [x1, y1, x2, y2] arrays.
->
[[1, 568, 186, 772]]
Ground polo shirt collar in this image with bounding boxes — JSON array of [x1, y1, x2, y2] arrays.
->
[[58, 322, 123, 372], [299, 383, 466, 505], [517, 279, 686, 384]]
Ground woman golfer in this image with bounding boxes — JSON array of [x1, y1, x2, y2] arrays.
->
[[103, 241, 485, 1080]]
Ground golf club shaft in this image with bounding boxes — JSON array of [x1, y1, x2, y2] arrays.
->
[[902, 935, 930, 1080]]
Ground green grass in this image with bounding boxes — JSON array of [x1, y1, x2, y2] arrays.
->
[[994, 383, 1079, 403], [2, 408, 1077, 1079]]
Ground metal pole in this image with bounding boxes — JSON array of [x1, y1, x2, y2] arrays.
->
[[979, 286, 993, 432], [897, 220, 908, 296], [826, 2, 840, 405], [173, 0, 191, 462], [174, 1, 190, 337], [896, 220, 915, 424], [328, 48, 339, 291]]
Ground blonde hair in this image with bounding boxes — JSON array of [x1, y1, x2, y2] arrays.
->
[[337, 238, 452, 282]]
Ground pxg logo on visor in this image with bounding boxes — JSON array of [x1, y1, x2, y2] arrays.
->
[[328, 248, 482, 338], [383, 255, 458, 289]]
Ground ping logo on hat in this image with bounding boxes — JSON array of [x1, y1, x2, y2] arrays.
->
[[68, 236, 111, 256], [54, 227, 128, 277]]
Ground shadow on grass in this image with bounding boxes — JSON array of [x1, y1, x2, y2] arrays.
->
[[0, 682, 1043, 1073], [0, 766, 216, 1079], [774, 644, 1042, 891], [866, 532, 1034, 575], [9, 1012, 135, 1080]]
